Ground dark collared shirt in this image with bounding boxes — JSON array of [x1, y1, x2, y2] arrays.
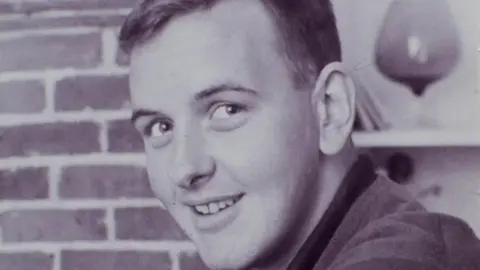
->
[[287, 154, 480, 270]]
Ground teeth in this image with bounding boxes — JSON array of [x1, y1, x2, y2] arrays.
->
[[218, 201, 226, 209], [197, 205, 209, 214], [208, 202, 220, 214], [193, 197, 241, 215]]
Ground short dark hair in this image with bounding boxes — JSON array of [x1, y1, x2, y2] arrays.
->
[[119, 0, 342, 88]]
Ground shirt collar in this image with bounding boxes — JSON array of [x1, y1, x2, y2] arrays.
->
[[287, 154, 377, 270]]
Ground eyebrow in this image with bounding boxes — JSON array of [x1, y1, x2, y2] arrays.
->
[[130, 109, 161, 124], [193, 83, 258, 101], [130, 83, 258, 124]]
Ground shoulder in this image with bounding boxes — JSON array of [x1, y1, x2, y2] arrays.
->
[[330, 211, 479, 269], [326, 176, 480, 270]]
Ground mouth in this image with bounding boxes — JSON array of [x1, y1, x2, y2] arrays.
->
[[190, 194, 244, 216]]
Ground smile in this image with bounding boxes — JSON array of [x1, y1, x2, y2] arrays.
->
[[191, 194, 243, 216]]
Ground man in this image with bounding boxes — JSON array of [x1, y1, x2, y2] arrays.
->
[[119, 0, 480, 269]]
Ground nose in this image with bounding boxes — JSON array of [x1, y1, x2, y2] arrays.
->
[[168, 130, 215, 189]]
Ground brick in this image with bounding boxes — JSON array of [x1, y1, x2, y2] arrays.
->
[[179, 252, 209, 270], [107, 119, 144, 153], [0, 121, 101, 158], [62, 251, 171, 270], [115, 207, 188, 240], [59, 165, 154, 199], [0, 3, 17, 14], [0, 0, 136, 14], [0, 209, 107, 242], [0, 14, 128, 31], [0, 252, 53, 270], [0, 33, 102, 72], [0, 80, 45, 113], [0, 167, 49, 200], [55, 75, 130, 111]]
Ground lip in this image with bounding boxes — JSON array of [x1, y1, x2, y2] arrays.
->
[[183, 193, 244, 206], [189, 194, 245, 234]]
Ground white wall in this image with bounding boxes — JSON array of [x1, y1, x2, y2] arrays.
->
[[333, 0, 479, 128], [372, 148, 480, 237], [332, 0, 480, 236]]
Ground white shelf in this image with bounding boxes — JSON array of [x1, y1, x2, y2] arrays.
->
[[352, 129, 480, 148]]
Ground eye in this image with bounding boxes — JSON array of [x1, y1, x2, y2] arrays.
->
[[211, 103, 246, 120], [208, 103, 250, 131], [145, 119, 173, 137]]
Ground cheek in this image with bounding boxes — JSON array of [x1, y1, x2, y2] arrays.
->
[[212, 106, 317, 191]]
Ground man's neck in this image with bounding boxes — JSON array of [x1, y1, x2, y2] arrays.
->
[[291, 139, 360, 259], [256, 139, 361, 270], [286, 142, 377, 270]]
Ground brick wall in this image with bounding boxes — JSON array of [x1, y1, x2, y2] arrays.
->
[[0, 1, 207, 269]]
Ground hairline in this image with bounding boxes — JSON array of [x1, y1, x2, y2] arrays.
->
[[120, 0, 331, 89]]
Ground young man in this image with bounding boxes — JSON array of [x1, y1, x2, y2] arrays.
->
[[119, 0, 480, 269]]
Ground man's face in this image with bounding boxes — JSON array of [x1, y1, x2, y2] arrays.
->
[[129, 0, 323, 268]]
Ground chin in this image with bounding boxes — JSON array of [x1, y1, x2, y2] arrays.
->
[[200, 254, 248, 270], [196, 243, 259, 270], [196, 233, 282, 270], [184, 196, 285, 269]]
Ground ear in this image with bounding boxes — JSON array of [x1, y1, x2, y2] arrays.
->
[[311, 62, 356, 155]]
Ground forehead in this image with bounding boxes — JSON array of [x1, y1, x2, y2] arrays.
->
[[129, 0, 290, 111]]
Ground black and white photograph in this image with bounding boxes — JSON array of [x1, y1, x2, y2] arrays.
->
[[0, 0, 479, 269]]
